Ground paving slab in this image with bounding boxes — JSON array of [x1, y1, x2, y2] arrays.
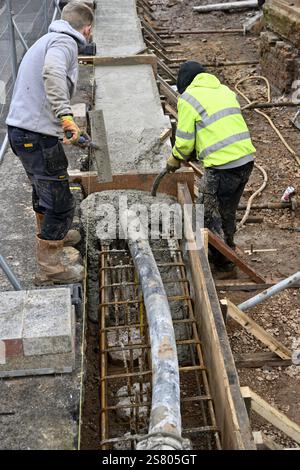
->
[[0, 288, 75, 377]]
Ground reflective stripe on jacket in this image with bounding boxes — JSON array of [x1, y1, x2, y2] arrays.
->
[[172, 73, 256, 168]]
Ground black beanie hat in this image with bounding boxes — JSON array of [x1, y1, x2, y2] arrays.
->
[[176, 61, 205, 94]]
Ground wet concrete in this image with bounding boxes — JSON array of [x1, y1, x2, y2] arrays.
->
[[80, 190, 192, 363], [94, 0, 145, 56], [93, 0, 171, 175], [94, 65, 171, 174]]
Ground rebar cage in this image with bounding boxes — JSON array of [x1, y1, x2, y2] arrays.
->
[[99, 239, 222, 450]]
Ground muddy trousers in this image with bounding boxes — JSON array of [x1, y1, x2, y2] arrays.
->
[[197, 161, 254, 266], [8, 126, 75, 240]]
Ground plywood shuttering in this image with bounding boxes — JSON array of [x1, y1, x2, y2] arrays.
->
[[178, 183, 255, 450]]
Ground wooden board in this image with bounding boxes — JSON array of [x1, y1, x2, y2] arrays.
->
[[69, 168, 194, 199], [157, 57, 177, 82], [89, 110, 112, 183], [165, 103, 178, 120], [225, 299, 291, 360], [178, 182, 255, 450], [216, 278, 300, 291], [158, 75, 178, 107], [207, 230, 266, 284], [78, 54, 158, 78], [241, 387, 300, 445], [234, 352, 292, 369]]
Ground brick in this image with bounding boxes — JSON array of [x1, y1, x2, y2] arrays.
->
[[259, 30, 299, 93], [3, 339, 23, 359]]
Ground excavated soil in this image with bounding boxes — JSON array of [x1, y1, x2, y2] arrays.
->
[[154, 0, 300, 447]]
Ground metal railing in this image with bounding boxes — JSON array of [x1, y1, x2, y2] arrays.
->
[[0, 0, 60, 164]]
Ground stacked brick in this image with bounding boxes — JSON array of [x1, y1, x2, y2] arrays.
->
[[260, 31, 300, 92], [260, 0, 300, 93]]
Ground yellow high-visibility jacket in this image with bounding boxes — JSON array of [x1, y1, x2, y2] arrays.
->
[[172, 73, 256, 168]]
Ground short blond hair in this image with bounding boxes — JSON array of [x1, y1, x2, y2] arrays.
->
[[62, 1, 94, 31]]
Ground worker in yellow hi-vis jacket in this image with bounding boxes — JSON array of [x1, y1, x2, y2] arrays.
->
[[167, 61, 255, 272]]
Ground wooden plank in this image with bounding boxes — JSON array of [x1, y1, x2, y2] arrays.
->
[[157, 57, 177, 82], [89, 110, 112, 183], [225, 299, 291, 360], [158, 75, 178, 107], [216, 279, 300, 291], [69, 168, 194, 199], [252, 430, 283, 450], [241, 386, 252, 417], [165, 102, 178, 120], [78, 54, 158, 78], [159, 127, 172, 143], [242, 387, 300, 445], [207, 230, 266, 284], [201, 228, 208, 256], [261, 433, 283, 450], [178, 183, 255, 450], [235, 352, 292, 369]]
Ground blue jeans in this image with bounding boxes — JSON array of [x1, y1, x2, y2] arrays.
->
[[8, 126, 75, 240]]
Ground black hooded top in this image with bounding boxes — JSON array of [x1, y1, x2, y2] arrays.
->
[[176, 61, 205, 94]]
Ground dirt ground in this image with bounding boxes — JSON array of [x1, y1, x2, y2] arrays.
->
[[151, 0, 300, 447]]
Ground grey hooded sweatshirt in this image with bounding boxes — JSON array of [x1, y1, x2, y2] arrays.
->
[[6, 20, 86, 137]]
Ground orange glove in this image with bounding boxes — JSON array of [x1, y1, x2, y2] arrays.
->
[[60, 115, 81, 145]]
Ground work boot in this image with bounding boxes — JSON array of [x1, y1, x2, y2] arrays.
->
[[35, 213, 81, 246], [35, 235, 84, 285], [212, 261, 237, 280]]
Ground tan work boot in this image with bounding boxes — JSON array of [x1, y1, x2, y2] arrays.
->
[[35, 213, 81, 247], [35, 235, 84, 285]]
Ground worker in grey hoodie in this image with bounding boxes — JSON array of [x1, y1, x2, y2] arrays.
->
[[6, 1, 94, 285]]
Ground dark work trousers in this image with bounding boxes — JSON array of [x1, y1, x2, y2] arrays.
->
[[8, 126, 75, 240], [196, 161, 254, 266]]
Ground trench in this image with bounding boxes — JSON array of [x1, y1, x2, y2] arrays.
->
[[79, 192, 221, 450]]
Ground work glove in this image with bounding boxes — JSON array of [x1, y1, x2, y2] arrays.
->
[[166, 154, 181, 173], [60, 115, 81, 145]]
